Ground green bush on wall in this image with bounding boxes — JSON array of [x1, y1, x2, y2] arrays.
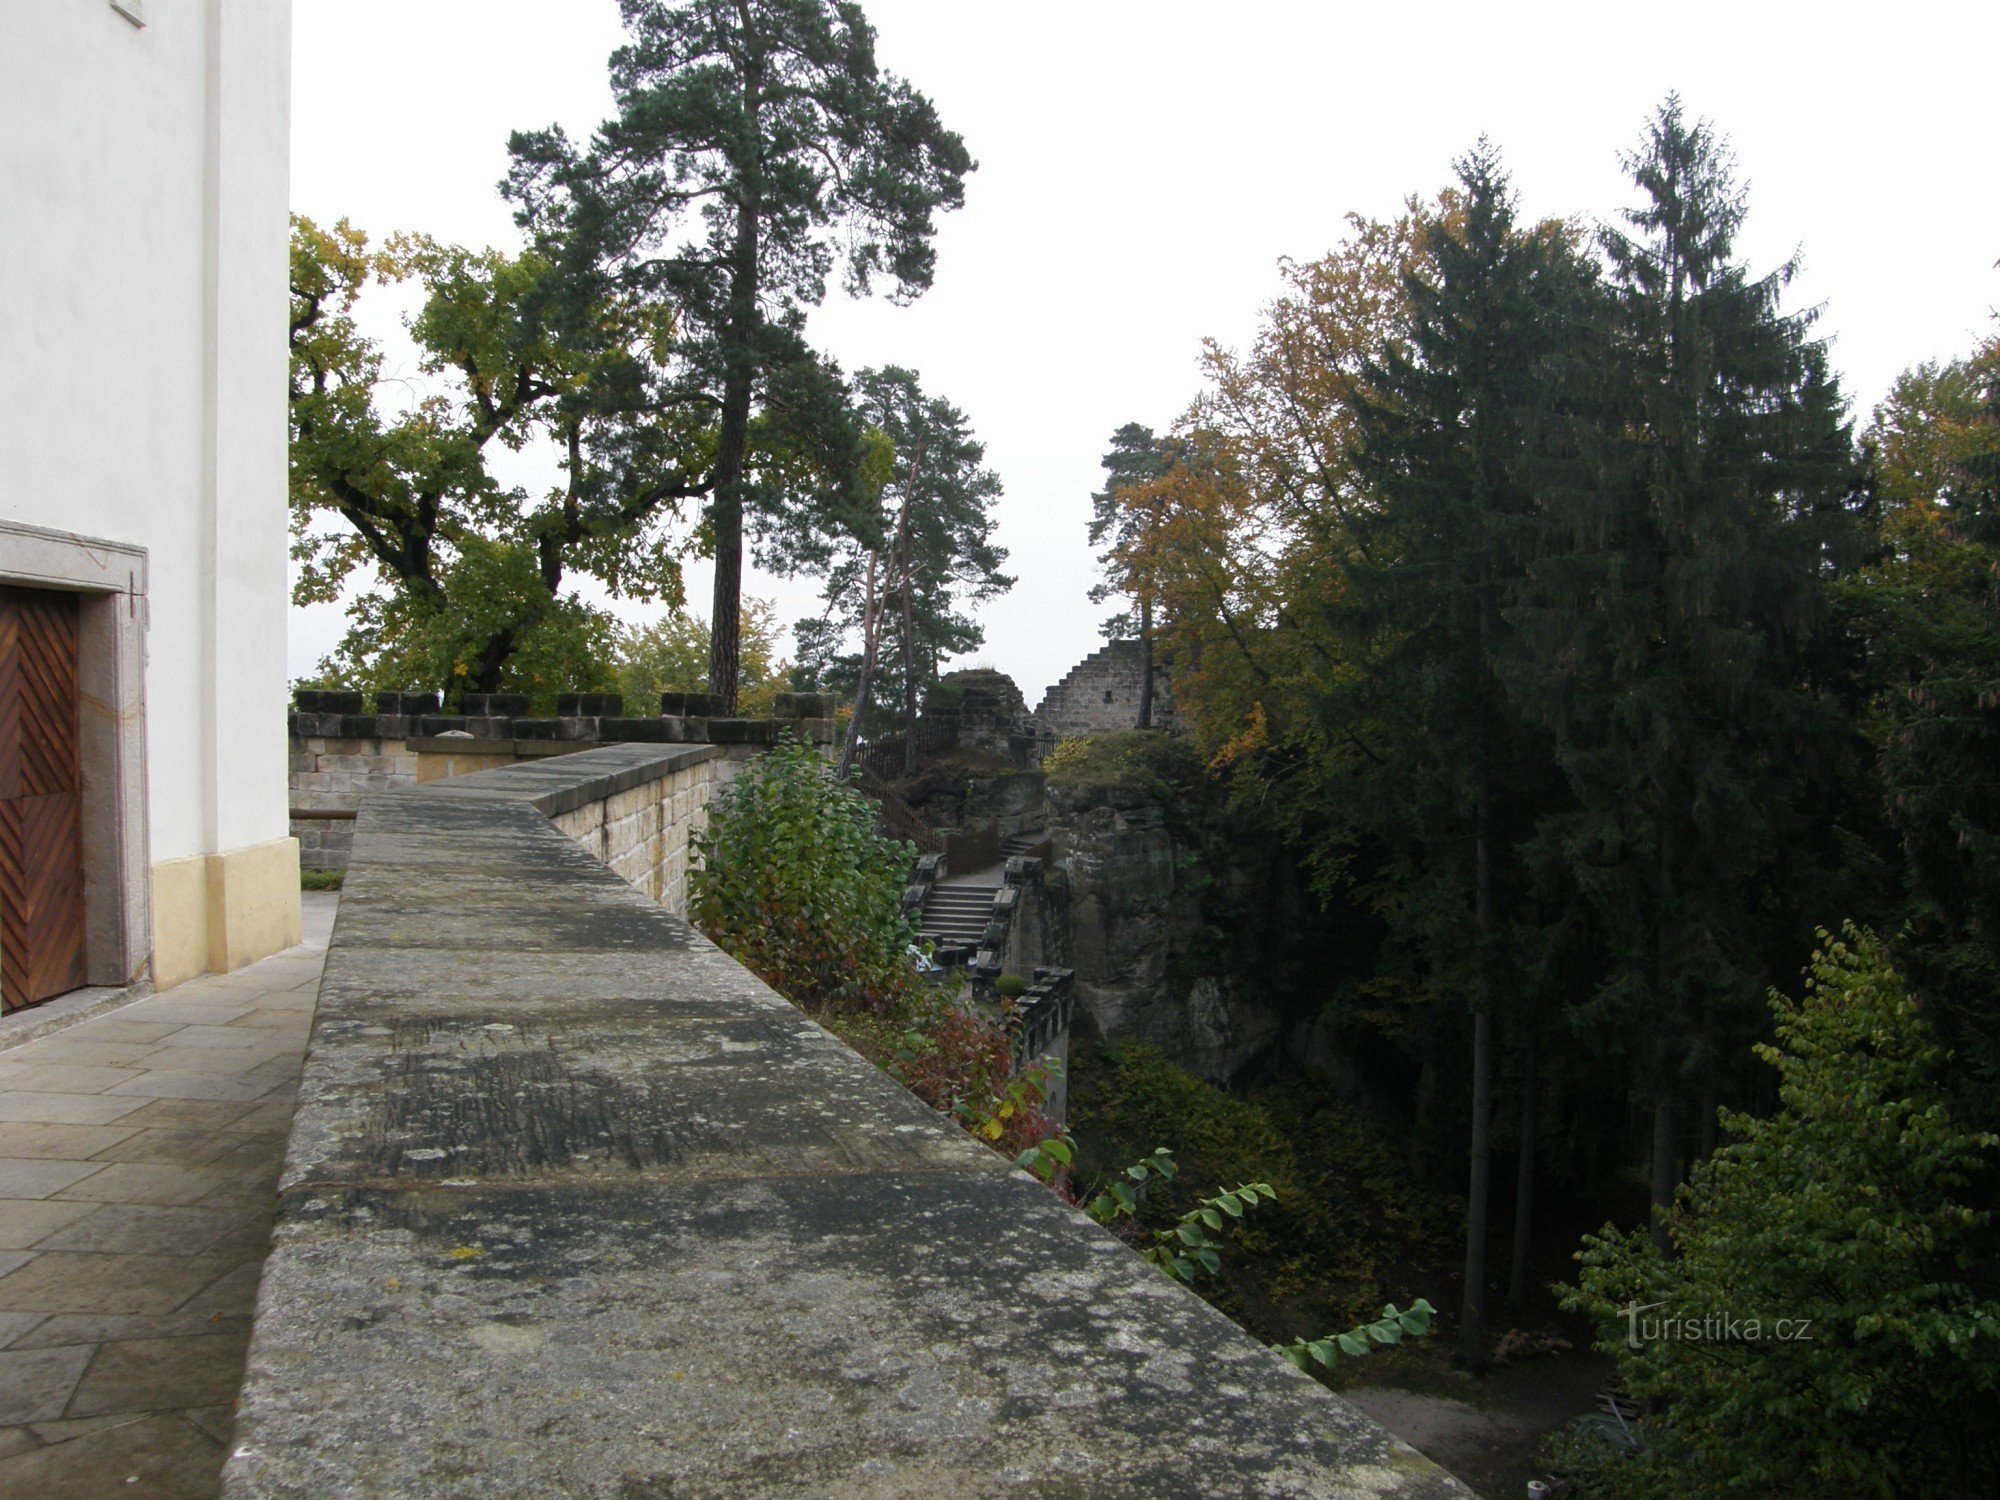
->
[[690, 736, 919, 1013], [687, 736, 1064, 1165]]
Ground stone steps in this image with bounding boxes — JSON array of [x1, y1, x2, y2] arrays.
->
[[919, 884, 1001, 945]]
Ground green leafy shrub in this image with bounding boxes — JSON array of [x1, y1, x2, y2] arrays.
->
[[1557, 926, 2000, 1497], [690, 738, 1058, 1160], [1075, 1141, 1439, 1372], [994, 973, 1027, 1000], [691, 737, 919, 1013], [1278, 1300, 1437, 1375], [1084, 1147, 1275, 1283]]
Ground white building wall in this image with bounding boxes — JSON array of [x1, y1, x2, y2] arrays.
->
[[0, 0, 296, 987]]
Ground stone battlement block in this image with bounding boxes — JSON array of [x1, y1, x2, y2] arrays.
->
[[558, 692, 623, 717], [705, 718, 778, 745], [599, 717, 681, 744], [659, 691, 724, 717], [772, 691, 835, 719], [462, 692, 530, 717], [294, 689, 364, 715], [376, 689, 441, 715]]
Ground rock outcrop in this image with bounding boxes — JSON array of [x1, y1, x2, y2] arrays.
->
[[1047, 735, 1334, 1086]]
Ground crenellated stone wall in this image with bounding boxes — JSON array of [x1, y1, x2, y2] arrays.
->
[[1034, 639, 1176, 738], [288, 689, 835, 871]]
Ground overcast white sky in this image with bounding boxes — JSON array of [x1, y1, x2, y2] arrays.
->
[[290, 0, 2000, 705]]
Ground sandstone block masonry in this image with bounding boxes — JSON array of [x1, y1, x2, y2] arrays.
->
[[223, 743, 1466, 1498], [549, 754, 713, 917], [1035, 639, 1177, 737]]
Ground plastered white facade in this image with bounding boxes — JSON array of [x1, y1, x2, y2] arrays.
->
[[0, 0, 293, 869]]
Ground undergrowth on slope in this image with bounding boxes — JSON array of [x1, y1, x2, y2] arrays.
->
[[1067, 1036, 1459, 1345]]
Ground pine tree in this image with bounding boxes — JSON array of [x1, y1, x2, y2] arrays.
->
[[506, 0, 972, 710], [798, 366, 1008, 774], [1088, 423, 1181, 728]]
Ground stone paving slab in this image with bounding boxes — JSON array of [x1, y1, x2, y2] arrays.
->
[[225, 749, 1466, 1498], [0, 893, 333, 1496], [241, 1162, 1457, 1499]]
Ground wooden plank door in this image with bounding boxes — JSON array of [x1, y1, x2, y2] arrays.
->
[[0, 586, 88, 1012]]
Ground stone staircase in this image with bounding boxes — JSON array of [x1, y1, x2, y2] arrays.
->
[[918, 881, 1002, 951], [1001, 830, 1047, 859]]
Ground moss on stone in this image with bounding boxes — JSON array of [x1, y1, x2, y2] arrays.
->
[[1044, 731, 1204, 799]]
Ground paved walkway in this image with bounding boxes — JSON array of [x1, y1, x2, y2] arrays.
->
[[0, 892, 334, 1497]]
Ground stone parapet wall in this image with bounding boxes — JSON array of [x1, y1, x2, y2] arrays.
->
[[288, 695, 834, 871], [225, 742, 1465, 1499], [549, 754, 713, 917], [289, 737, 420, 871]]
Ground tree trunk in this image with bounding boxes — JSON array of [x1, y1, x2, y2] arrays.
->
[[1136, 597, 1154, 730], [1698, 1073, 1718, 1163], [1650, 1094, 1678, 1257], [707, 64, 763, 715], [1458, 1005, 1494, 1369], [835, 552, 882, 781], [470, 624, 519, 696], [707, 388, 752, 713], [1507, 1029, 1538, 1310], [1459, 760, 1497, 1369], [899, 519, 919, 778]]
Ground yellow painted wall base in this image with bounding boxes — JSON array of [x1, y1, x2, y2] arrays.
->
[[151, 837, 303, 991]]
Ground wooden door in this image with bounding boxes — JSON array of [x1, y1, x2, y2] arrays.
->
[[0, 586, 87, 1011]]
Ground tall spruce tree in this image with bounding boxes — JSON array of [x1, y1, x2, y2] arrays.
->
[[1520, 99, 1851, 1250], [1088, 423, 1182, 728], [1337, 143, 1580, 1366], [505, 0, 972, 711]]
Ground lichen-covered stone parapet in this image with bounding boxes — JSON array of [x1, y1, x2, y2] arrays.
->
[[224, 744, 1468, 1498]]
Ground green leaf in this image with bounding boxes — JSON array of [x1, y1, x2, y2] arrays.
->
[[1217, 1193, 1244, 1218], [1308, 1339, 1337, 1367], [1337, 1334, 1369, 1358]]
